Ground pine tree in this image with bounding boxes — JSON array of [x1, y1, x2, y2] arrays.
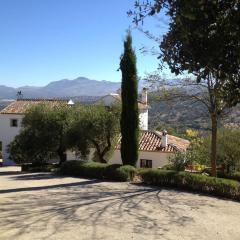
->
[[120, 31, 139, 166]]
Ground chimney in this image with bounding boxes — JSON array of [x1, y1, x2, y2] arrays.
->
[[161, 130, 168, 148], [141, 87, 148, 104]]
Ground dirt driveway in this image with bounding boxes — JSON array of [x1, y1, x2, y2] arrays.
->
[[0, 167, 240, 240]]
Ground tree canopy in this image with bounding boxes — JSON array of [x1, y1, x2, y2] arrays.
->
[[9, 103, 71, 165], [187, 128, 240, 173], [9, 103, 121, 165], [130, 0, 240, 176], [66, 104, 121, 163], [131, 0, 240, 105]]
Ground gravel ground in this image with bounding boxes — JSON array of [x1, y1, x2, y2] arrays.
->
[[0, 167, 240, 240]]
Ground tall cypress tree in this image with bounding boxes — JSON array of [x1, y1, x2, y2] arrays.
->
[[120, 31, 139, 166]]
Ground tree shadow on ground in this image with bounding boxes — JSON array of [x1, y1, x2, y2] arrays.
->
[[0, 171, 23, 176], [11, 173, 63, 181], [0, 178, 100, 194], [0, 177, 217, 240]]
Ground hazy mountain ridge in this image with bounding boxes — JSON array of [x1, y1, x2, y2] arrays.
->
[[1, 86, 240, 131], [0, 77, 121, 99]]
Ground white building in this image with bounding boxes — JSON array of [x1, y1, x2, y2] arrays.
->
[[0, 99, 69, 165], [96, 88, 190, 168], [0, 114, 24, 165], [112, 130, 190, 168], [0, 90, 190, 168], [96, 88, 149, 130]]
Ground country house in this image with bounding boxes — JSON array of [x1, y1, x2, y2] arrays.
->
[[0, 89, 190, 167]]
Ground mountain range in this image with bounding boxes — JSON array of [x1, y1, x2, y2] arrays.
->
[[0, 76, 239, 131], [0, 77, 121, 99]]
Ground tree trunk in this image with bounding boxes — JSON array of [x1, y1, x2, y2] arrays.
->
[[94, 145, 108, 163], [226, 164, 230, 174], [211, 114, 217, 177], [91, 138, 111, 164], [58, 149, 67, 165], [98, 154, 108, 164]]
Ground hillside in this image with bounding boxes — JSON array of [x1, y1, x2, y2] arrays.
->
[[148, 92, 240, 131], [1, 81, 240, 132], [0, 77, 121, 99]]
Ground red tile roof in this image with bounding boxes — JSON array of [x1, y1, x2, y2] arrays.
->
[[116, 131, 190, 152], [157, 131, 190, 152], [0, 99, 68, 114]]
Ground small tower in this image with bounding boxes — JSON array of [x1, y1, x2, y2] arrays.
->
[[141, 87, 148, 104], [139, 88, 148, 131]]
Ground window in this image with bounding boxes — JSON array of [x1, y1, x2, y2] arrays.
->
[[140, 159, 152, 168], [10, 119, 18, 127]]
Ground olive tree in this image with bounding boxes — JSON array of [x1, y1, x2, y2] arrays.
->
[[67, 104, 120, 163], [9, 103, 71, 165]]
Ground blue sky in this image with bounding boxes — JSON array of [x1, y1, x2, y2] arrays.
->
[[0, 0, 169, 87]]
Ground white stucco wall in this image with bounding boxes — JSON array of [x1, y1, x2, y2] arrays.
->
[[66, 149, 95, 161], [66, 149, 171, 169], [110, 150, 172, 168], [97, 95, 148, 131], [0, 114, 24, 165], [139, 109, 148, 131]]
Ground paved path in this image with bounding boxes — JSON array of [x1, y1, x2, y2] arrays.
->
[[0, 167, 240, 240]]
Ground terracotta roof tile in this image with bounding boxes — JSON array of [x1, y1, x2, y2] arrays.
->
[[0, 99, 68, 114], [156, 131, 190, 151], [116, 130, 190, 152]]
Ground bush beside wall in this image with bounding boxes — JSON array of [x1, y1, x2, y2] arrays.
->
[[139, 169, 240, 201], [21, 164, 57, 172], [60, 161, 136, 182]]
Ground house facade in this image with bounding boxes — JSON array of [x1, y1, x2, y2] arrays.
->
[[0, 114, 23, 165], [96, 88, 149, 130], [96, 89, 189, 168], [111, 130, 190, 168], [0, 99, 70, 165]]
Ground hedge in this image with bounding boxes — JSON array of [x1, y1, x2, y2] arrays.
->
[[21, 164, 57, 172], [218, 172, 240, 182], [139, 169, 240, 201], [60, 161, 136, 182], [229, 172, 240, 182]]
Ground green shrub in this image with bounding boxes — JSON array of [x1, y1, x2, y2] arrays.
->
[[21, 164, 57, 172], [60, 161, 107, 179], [168, 152, 191, 171], [160, 164, 175, 170], [104, 164, 122, 180], [231, 172, 240, 182], [139, 169, 240, 201], [60, 161, 136, 182], [115, 165, 136, 181], [218, 171, 240, 182]]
